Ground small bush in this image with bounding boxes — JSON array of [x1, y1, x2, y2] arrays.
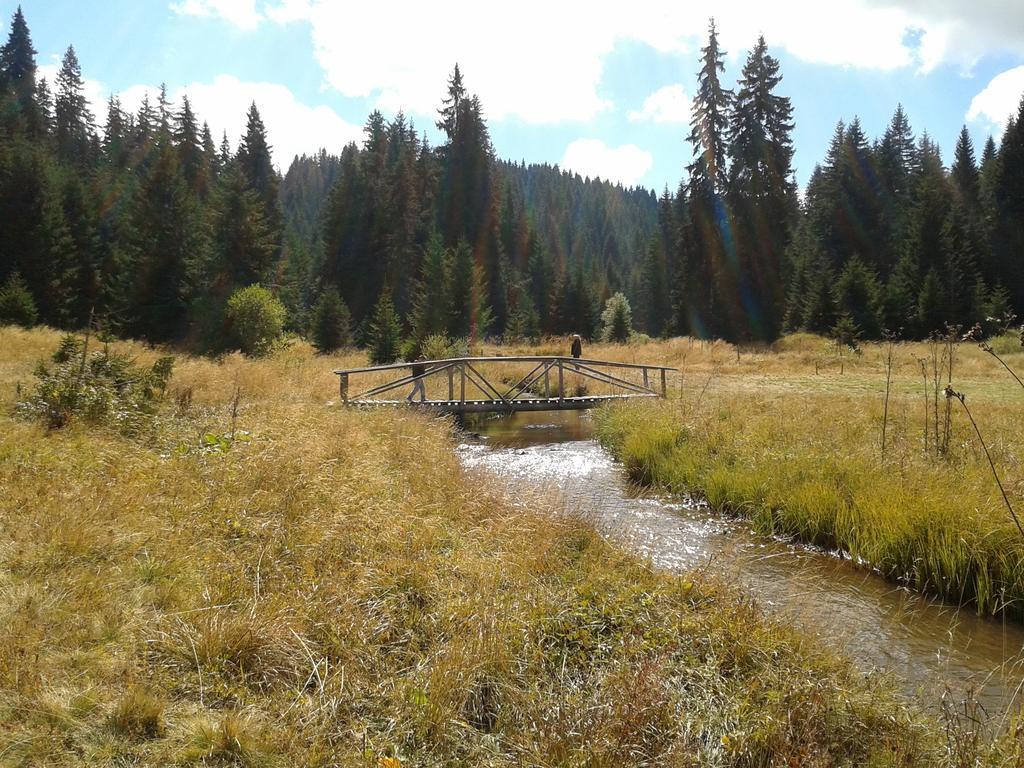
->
[[225, 285, 286, 357], [309, 287, 351, 354], [16, 334, 174, 433], [0, 272, 38, 327], [108, 685, 164, 739]]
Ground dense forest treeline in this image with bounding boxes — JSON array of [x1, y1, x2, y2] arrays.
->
[[2, 7, 1023, 354], [0, 6, 656, 355], [656, 21, 1024, 343]]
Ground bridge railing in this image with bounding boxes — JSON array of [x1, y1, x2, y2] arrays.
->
[[333, 356, 676, 412]]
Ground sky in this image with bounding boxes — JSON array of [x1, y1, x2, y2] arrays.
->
[[6, 0, 1024, 192]]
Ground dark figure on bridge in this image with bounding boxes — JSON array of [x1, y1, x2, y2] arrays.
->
[[407, 357, 427, 402], [570, 334, 582, 359]]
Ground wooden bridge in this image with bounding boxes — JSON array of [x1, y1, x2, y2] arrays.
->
[[334, 356, 676, 414]]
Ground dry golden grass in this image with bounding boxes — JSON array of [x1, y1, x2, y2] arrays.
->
[[1, 325, 1022, 765]]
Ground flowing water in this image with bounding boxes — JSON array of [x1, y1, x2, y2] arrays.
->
[[457, 410, 1024, 717]]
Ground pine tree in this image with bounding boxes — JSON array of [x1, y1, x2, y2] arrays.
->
[[237, 103, 279, 217], [409, 232, 449, 343], [639, 236, 671, 336], [689, 19, 732, 195], [993, 97, 1024, 310], [436, 63, 465, 140], [916, 267, 945, 335], [120, 141, 204, 341], [833, 255, 881, 339], [727, 35, 796, 340], [204, 163, 276, 300], [102, 95, 129, 168], [175, 95, 209, 198], [600, 292, 633, 343], [368, 289, 402, 364], [875, 105, 917, 274], [882, 250, 921, 335], [447, 239, 492, 340], [309, 286, 351, 353], [53, 46, 94, 166], [951, 126, 980, 213], [0, 271, 37, 326], [1, 5, 42, 136]]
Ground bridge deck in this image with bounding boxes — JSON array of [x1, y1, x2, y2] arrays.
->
[[350, 393, 658, 414], [335, 355, 675, 415]]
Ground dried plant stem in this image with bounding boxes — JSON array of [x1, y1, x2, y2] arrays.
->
[[947, 386, 1024, 539], [881, 337, 894, 459]]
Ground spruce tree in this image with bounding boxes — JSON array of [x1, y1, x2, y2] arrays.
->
[[310, 286, 351, 353], [175, 95, 208, 198], [447, 239, 492, 340], [727, 35, 795, 340], [237, 102, 281, 230], [204, 163, 276, 300], [833, 255, 881, 338], [951, 125, 980, 212], [436, 63, 465, 140], [53, 46, 94, 167], [689, 19, 732, 195], [368, 289, 402, 365], [120, 141, 204, 342], [1, 5, 41, 135], [600, 292, 633, 343], [916, 267, 945, 335], [102, 95, 129, 169], [682, 20, 734, 340], [409, 232, 450, 343], [0, 271, 37, 326]]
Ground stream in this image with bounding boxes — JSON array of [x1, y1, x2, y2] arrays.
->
[[456, 410, 1024, 717]]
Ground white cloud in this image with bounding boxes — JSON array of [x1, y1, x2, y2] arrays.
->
[[866, 0, 1024, 73], [255, 0, 927, 124], [967, 65, 1024, 134], [170, 0, 262, 30], [562, 139, 652, 186], [118, 75, 362, 167], [629, 84, 689, 124], [172, 1, 1024, 125]]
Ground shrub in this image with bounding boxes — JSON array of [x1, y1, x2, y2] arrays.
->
[[0, 272, 38, 327], [600, 292, 633, 343], [225, 284, 286, 357], [368, 289, 403, 365], [16, 334, 174, 433], [309, 287, 352, 354]]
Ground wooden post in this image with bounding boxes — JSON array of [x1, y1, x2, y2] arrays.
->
[[448, 366, 454, 402], [460, 362, 466, 404], [544, 367, 550, 399], [660, 369, 667, 398], [643, 367, 649, 390], [339, 373, 349, 405], [557, 360, 564, 402]]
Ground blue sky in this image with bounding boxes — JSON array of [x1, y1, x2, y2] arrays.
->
[[7, 0, 1024, 192]]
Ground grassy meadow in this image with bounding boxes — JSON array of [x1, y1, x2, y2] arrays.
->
[[4, 325, 1023, 765], [591, 332, 1024, 618]]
